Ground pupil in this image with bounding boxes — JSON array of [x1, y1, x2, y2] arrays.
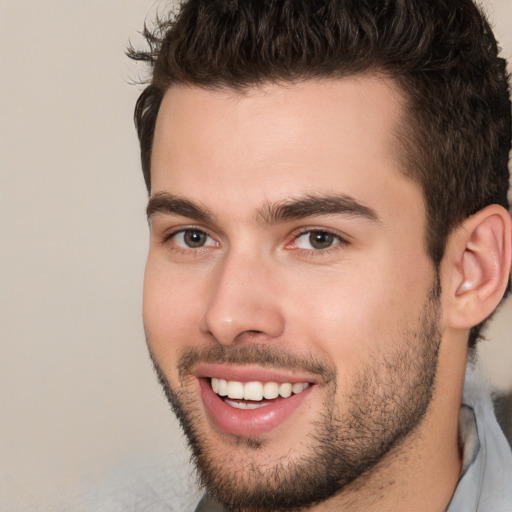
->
[[310, 231, 333, 249], [185, 230, 206, 247]]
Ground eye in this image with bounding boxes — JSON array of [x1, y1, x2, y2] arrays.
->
[[170, 229, 216, 249], [294, 230, 343, 250]]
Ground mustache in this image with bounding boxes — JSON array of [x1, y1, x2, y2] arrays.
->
[[176, 344, 336, 384]]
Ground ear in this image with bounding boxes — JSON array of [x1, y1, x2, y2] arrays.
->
[[443, 204, 511, 330]]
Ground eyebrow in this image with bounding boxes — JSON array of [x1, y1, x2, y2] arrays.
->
[[257, 193, 380, 225], [146, 192, 379, 225], [146, 193, 215, 223]]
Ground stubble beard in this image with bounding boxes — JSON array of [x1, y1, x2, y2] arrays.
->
[[149, 279, 441, 512]]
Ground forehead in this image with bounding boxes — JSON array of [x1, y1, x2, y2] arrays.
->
[[150, 77, 421, 224]]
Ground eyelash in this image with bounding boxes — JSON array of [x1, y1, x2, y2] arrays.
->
[[160, 227, 349, 255], [161, 227, 217, 254], [287, 228, 349, 255]]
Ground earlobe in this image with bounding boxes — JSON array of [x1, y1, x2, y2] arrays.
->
[[446, 205, 511, 329]]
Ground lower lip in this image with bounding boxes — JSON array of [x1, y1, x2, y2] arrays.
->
[[199, 379, 313, 437]]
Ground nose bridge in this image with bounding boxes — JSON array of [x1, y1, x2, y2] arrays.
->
[[201, 248, 285, 345]]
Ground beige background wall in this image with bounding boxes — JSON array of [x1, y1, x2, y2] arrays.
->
[[0, 1, 511, 511]]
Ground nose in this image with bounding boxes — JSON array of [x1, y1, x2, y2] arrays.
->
[[200, 251, 285, 346]]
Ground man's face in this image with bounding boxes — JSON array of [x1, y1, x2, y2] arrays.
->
[[144, 78, 441, 510]]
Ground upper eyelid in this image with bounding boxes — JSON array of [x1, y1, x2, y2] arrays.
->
[[284, 228, 351, 255], [290, 226, 351, 243], [160, 225, 214, 242], [149, 213, 217, 234]]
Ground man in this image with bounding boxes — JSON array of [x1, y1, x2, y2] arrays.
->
[[129, 0, 512, 510]]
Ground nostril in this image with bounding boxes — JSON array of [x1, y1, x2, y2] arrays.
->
[[222, 329, 263, 337]]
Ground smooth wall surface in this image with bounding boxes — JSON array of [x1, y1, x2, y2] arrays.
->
[[0, 1, 511, 511]]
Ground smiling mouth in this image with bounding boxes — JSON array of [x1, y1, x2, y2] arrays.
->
[[210, 377, 311, 409]]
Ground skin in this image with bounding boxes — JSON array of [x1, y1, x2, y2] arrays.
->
[[143, 78, 468, 511]]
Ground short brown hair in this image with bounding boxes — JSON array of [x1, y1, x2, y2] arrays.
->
[[129, 0, 511, 345]]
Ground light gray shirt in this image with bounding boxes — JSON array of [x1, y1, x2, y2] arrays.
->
[[446, 364, 512, 512]]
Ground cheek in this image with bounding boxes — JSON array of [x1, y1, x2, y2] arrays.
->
[[283, 254, 433, 371], [142, 259, 204, 372]]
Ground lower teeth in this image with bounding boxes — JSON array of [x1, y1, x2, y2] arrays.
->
[[225, 399, 271, 410]]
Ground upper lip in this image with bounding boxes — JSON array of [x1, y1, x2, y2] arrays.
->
[[192, 363, 319, 384]]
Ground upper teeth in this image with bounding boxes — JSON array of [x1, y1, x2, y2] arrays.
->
[[211, 378, 309, 401]]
